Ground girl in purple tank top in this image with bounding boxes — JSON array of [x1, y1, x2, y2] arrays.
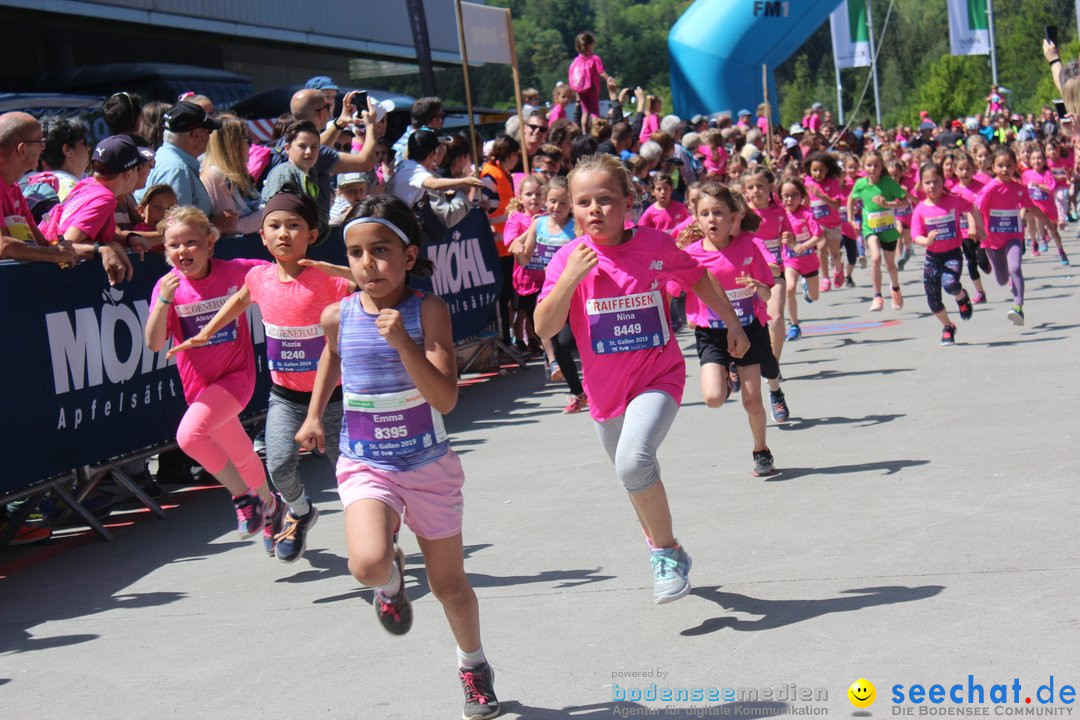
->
[[295, 196, 500, 720]]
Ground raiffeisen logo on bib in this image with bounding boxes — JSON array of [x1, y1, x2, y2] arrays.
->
[[889, 675, 1077, 716]]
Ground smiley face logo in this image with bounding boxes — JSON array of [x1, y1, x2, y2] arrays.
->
[[848, 678, 876, 708]]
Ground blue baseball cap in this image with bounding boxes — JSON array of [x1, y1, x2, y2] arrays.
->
[[305, 76, 339, 91], [738, 108, 751, 117], [93, 135, 154, 174]]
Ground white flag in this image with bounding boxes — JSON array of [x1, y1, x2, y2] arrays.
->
[[458, 2, 513, 65], [948, 0, 991, 56], [830, 0, 871, 69]]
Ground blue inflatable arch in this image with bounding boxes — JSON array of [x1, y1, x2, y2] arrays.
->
[[668, 0, 843, 119]]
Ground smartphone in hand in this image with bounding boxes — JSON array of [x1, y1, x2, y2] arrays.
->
[[1046, 25, 1059, 47]]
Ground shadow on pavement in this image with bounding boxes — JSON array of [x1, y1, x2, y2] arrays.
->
[[966, 335, 1064, 348], [786, 368, 914, 381], [682, 585, 945, 635], [763, 459, 929, 482], [775, 413, 905, 429], [499, 700, 789, 719]]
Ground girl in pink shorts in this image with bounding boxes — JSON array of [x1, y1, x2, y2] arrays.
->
[[295, 196, 499, 720], [144, 206, 277, 543], [779, 178, 824, 341]]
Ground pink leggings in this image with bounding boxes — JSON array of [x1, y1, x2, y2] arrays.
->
[[176, 385, 265, 492]]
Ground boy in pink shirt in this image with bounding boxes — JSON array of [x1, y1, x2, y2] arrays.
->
[[41, 134, 154, 256], [637, 173, 690, 238]]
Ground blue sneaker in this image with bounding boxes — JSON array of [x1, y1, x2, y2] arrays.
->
[[232, 492, 266, 540], [769, 390, 790, 422], [786, 323, 801, 341], [1060, 253, 1070, 266], [263, 492, 285, 556], [651, 545, 692, 604], [275, 503, 320, 563], [802, 279, 813, 303]]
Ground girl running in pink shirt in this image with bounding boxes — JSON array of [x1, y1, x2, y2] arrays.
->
[[802, 151, 845, 291], [508, 176, 587, 413], [679, 182, 784, 475], [742, 167, 793, 422], [779, 178, 823, 341], [950, 150, 989, 303], [535, 153, 749, 604], [169, 191, 353, 561], [911, 162, 982, 346], [1022, 146, 1068, 264], [503, 174, 545, 352], [975, 147, 1057, 326], [144, 206, 277, 543], [1045, 138, 1073, 223], [295, 196, 500, 720]]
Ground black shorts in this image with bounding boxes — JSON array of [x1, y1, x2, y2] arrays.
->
[[514, 291, 538, 313], [694, 319, 779, 379]]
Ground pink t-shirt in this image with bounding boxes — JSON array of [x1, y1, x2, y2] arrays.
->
[[40, 177, 116, 244], [973, 171, 992, 186], [749, 204, 791, 268], [245, 264, 352, 392], [638, 201, 691, 236], [804, 176, 842, 228], [548, 103, 567, 124], [1047, 156, 1071, 188], [0, 176, 40, 243], [783, 205, 822, 274], [952, 179, 984, 237], [539, 227, 705, 421], [571, 53, 606, 95], [806, 113, 822, 133], [975, 178, 1036, 250], [639, 114, 660, 145], [677, 234, 773, 330], [671, 213, 697, 240], [152, 258, 269, 405], [504, 209, 544, 296], [911, 193, 971, 254], [756, 116, 769, 135], [698, 145, 729, 177], [1021, 168, 1057, 221]]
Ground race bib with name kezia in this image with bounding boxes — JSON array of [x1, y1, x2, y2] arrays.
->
[[924, 211, 957, 242], [707, 286, 755, 329], [175, 292, 238, 346], [265, 322, 324, 373], [586, 291, 669, 355], [344, 388, 447, 460], [988, 209, 1020, 235]]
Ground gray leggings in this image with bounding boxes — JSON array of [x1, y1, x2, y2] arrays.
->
[[985, 238, 1024, 306], [594, 390, 679, 493], [266, 392, 343, 504]]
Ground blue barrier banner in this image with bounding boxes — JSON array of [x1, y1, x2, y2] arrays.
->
[[0, 237, 273, 494], [410, 208, 502, 343], [0, 209, 500, 492]]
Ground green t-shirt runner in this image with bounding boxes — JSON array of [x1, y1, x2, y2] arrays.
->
[[850, 174, 907, 248]]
